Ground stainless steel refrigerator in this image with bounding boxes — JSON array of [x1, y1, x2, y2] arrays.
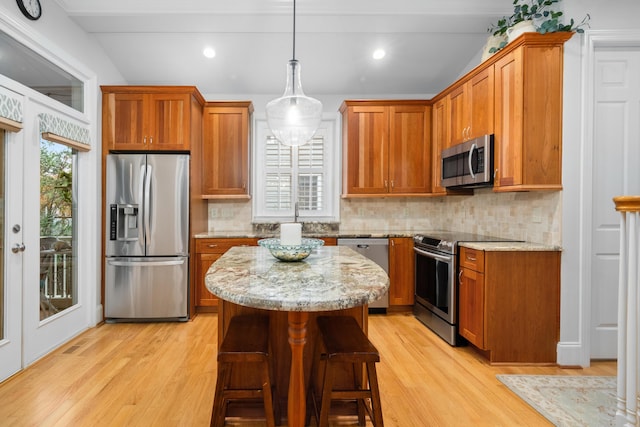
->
[[105, 153, 189, 321]]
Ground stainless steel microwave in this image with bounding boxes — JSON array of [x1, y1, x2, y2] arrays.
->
[[441, 134, 494, 188]]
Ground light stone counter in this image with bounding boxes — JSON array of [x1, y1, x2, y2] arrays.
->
[[460, 241, 562, 251], [205, 245, 390, 312]]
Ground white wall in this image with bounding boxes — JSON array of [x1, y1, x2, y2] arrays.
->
[[559, 0, 640, 366]]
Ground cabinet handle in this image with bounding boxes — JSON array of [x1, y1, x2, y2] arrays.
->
[[384, 180, 388, 189], [390, 239, 395, 247], [207, 244, 218, 248], [242, 182, 246, 190], [143, 136, 147, 144], [149, 137, 153, 144], [390, 180, 394, 189], [466, 255, 476, 261], [459, 269, 463, 283], [494, 169, 499, 179]]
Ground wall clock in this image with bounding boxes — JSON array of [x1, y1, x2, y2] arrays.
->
[[16, 0, 42, 21]]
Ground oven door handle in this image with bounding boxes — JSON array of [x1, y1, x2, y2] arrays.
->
[[413, 247, 452, 263]]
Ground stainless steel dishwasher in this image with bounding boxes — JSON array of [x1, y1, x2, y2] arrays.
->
[[337, 238, 389, 310]]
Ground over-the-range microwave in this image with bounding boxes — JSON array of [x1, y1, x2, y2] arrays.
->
[[441, 134, 494, 188]]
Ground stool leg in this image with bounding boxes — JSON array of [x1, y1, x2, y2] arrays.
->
[[318, 360, 335, 427], [211, 362, 232, 427], [367, 362, 384, 427], [351, 363, 366, 426], [260, 359, 276, 427]]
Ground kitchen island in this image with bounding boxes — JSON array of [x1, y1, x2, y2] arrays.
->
[[205, 245, 389, 427]]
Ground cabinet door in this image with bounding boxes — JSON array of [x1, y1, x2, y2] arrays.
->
[[494, 49, 524, 188], [448, 85, 467, 145], [459, 266, 485, 348], [197, 253, 221, 308], [343, 106, 389, 194], [431, 97, 449, 194], [388, 105, 431, 194], [148, 93, 191, 151], [202, 106, 250, 197], [468, 66, 494, 139], [388, 237, 415, 306], [103, 92, 147, 150]]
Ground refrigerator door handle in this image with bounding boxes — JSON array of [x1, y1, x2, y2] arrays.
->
[[144, 163, 152, 246], [138, 163, 146, 244], [106, 259, 185, 267]]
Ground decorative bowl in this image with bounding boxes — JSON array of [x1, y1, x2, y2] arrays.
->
[[258, 238, 324, 262]]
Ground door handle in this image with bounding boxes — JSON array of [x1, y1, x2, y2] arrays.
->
[[11, 243, 26, 253]]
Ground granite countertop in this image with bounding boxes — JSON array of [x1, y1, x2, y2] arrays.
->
[[459, 241, 562, 251], [205, 246, 390, 311], [194, 229, 419, 239]]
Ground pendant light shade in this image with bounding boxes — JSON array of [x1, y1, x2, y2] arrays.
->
[[265, 0, 323, 147]]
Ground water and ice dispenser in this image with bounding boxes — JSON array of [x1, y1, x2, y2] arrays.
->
[[110, 204, 140, 241]]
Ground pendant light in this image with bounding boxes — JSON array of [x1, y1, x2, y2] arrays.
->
[[266, 0, 322, 147]]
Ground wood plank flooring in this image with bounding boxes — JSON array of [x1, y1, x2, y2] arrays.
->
[[0, 313, 615, 426]]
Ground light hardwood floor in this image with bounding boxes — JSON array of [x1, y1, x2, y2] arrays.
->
[[0, 313, 615, 426]]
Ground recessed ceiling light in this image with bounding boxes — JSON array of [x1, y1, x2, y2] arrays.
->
[[372, 49, 386, 60], [203, 47, 216, 59]]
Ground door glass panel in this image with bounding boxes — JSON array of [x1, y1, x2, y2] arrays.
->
[[0, 129, 4, 338], [39, 139, 77, 320]]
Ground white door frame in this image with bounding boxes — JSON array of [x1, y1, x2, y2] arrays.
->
[[0, 13, 100, 377], [560, 30, 640, 367]]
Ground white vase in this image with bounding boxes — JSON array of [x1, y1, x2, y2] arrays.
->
[[481, 33, 508, 62], [507, 20, 536, 42]]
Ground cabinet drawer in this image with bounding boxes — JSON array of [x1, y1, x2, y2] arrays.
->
[[196, 238, 257, 254], [459, 247, 484, 272]]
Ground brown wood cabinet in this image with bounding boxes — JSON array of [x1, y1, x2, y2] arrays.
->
[[201, 101, 253, 198], [101, 86, 204, 151], [388, 237, 415, 307], [431, 97, 450, 195], [340, 100, 432, 197], [458, 246, 561, 364], [194, 238, 258, 311], [448, 66, 494, 146], [492, 33, 571, 191]]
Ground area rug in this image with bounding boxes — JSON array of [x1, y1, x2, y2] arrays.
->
[[496, 375, 616, 426]]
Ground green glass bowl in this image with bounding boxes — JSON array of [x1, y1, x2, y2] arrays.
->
[[258, 238, 325, 262]]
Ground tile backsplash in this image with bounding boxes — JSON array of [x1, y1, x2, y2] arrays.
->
[[207, 189, 562, 246]]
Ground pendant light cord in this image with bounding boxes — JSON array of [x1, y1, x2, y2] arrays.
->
[[292, 0, 297, 61]]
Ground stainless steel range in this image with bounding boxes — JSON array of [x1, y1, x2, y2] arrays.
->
[[413, 231, 516, 345]]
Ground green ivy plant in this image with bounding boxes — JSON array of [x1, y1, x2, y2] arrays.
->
[[487, 0, 590, 53]]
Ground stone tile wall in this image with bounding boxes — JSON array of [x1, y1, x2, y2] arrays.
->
[[207, 189, 562, 246]]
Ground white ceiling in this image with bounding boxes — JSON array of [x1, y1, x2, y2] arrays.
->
[[54, 0, 513, 96]]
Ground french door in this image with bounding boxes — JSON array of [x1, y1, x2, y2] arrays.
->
[[0, 128, 24, 381], [0, 94, 92, 382]]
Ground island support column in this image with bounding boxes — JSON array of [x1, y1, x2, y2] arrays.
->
[[288, 311, 309, 427], [614, 196, 640, 426]]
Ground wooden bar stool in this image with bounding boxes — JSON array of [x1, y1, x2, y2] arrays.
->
[[309, 315, 384, 427], [210, 314, 278, 427]]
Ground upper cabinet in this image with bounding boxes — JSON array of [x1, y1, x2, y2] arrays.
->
[[448, 66, 494, 145], [492, 33, 571, 191], [201, 101, 253, 199], [101, 86, 204, 152], [431, 96, 450, 195], [341, 100, 431, 197]]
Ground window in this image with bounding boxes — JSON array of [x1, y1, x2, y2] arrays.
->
[[253, 118, 339, 222], [39, 139, 77, 319]]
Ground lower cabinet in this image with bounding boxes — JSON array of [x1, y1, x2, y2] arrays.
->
[[195, 238, 258, 311], [389, 237, 415, 307], [458, 246, 561, 364]]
